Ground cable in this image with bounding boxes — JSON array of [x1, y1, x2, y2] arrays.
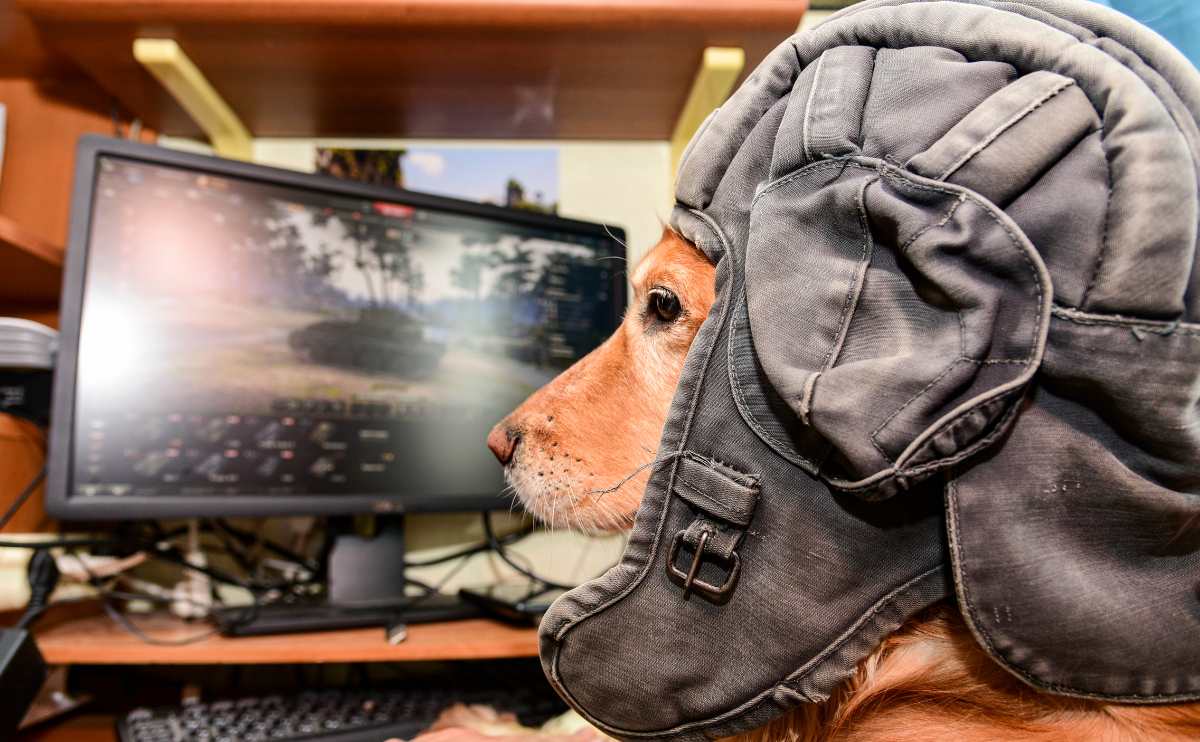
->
[[405, 522, 534, 568], [15, 548, 61, 630], [145, 539, 315, 593], [213, 519, 320, 574], [400, 547, 481, 610], [66, 550, 220, 645], [101, 601, 217, 646], [0, 466, 46, 532], [480, 511, 575, 591]]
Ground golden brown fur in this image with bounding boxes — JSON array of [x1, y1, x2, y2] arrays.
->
[[488, 229, 713, 532], [490, 229, 1200, 741]]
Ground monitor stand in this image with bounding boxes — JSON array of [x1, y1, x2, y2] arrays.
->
[[213, 515, 482, 637]]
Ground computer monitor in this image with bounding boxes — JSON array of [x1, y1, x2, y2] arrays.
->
[[45, 136, 626, 522]]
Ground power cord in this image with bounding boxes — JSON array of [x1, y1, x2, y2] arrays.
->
[[67, 550, 219, 645], [480, 511, 575, 591], [15, 549, 60, 630], [407, 520, 534, 568], [0, 466, 46, 532]]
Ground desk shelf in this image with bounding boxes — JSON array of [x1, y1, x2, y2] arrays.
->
[[17, 0, 806, 141], [35, 610, 539, 665], [0, 214, 64, 306]]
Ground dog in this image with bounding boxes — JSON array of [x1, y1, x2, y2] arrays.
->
[[486, 228, 713, 534], [486, 229, 1200, 741]]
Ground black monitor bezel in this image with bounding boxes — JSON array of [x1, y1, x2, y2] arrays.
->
[[46, 135, 627, 520]]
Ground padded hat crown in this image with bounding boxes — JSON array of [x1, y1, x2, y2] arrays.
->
[[540, 2, 1200, 739]]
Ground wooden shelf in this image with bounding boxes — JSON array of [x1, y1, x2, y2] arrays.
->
[[20, 714, 116, 742], [17, 0, 807, 140], [34, 609, 540, 665], [0, 214, 64, 305]]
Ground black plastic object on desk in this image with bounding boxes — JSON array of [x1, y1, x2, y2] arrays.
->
[[212, 592, 480, 637]]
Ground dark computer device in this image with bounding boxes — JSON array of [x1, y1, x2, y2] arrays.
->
[[46, 136, 626, 631]]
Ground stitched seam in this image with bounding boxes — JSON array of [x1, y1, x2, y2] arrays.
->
[[820, 176, 877, 372], [938, 78, 1075, 180], [831, 389, 1024, 492], [797, 371, 820, 426], [946, 478, 1199, 702], [1080, 122, 1113, 308], [676, 476, 752, 524], [850, 163, 1048, 491], [1051, 304, 1200, 337], [899, 390, 1020, 470], [880, 166, 1047, 357], [780, 563, 946, 690], [870, 357, 968, 464], [682, 451, 759, 486], [802, 54, 826, 165], [753, 158, 872, 205], [896, 191, 967, 254], [958, 306, 968, 359], [677, 466, 755, 501], [728, 286, 820, 473], [562, 565, 948, 738], [732, 158, 871, 475], [865, 181, 968, 464], [856, 49, 877, 150]]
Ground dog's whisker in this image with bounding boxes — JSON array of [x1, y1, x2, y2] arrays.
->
[[586, 449, 685, 499], [602, 224, 628, 250]]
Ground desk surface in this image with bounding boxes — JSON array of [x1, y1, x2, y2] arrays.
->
[[20, 714, 116, 742], [35, 610, 540, 665]]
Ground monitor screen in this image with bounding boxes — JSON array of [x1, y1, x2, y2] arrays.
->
[[49, 139, 624, 518]]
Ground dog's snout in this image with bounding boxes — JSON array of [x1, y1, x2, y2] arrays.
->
[[487, 423, 519, 466]]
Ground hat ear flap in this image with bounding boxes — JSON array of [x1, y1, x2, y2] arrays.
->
[[738, 150, 1054, 499]]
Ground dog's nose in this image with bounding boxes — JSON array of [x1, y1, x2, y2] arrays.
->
[[487, 423, 519, 466]]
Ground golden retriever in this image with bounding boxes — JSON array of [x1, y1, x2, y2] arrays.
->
[[482, 229, 1200, 742]]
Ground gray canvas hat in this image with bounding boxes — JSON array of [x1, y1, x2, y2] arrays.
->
[[538, 0, 1200, 739]]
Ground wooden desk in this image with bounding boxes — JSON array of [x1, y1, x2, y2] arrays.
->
[[23, 609, 539, 740], [35, 610, 539, 665], [20, 714, 116, 742]]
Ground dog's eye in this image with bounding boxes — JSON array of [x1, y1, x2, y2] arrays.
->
[[648, 288, 682, 323]]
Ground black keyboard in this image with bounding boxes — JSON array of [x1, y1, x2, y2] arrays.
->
[[117, 684, 569, 742]]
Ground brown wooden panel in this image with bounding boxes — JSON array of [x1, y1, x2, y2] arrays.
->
[[35, 610, 540, 664], [0, 414, 48, 533], [19, 714, 116, 742], [19, 0, 807, 139], [0, 0, 80, 78], [0, 214, 63, 305], [0, 78, 153, 249]]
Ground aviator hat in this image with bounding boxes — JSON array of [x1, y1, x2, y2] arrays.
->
[[540, 0, 1200, 739]]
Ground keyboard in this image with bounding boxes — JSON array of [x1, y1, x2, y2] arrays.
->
[[117, 684, 569, 742]]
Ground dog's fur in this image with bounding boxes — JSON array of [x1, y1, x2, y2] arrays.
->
[[490, 229, 1200, 741]]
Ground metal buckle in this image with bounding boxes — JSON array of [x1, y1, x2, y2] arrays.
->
[[667, 529, 741, 599]]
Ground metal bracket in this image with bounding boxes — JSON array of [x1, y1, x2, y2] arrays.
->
[[133, 39, 252, 160]]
